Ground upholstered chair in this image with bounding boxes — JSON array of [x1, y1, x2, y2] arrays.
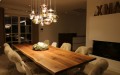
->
[[60, 43, 71, 51], [75, 46, 90, 55], [4, 43, 16, 67], [76, 59, 109, 75], [4, 43, 10, 47], [7, 50, 49, 75], [4, 43, 31, 62], [4, 43, 13, 56], [51, 42, 57, 47]]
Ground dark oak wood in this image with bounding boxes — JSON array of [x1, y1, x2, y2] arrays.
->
[[13, 44, 96, 75], [0, 7, 5, 55]]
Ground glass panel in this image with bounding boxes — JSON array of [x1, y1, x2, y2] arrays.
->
[[12, 25, 18, 33], [20, 26, 25, 33], [26, 17, 31, 25], [12, 34, 18, 41], [6, 37, 11, 42], [6, 34, 11, 42], [20, 17, 25, 21], [12, 37, 18, 41], [5, 28, 11, 33], [12, 16, 18, 24], [20, 34, 25, 42], [27, 34, 31, 40], [20, 17, 26, 26], [29, 26, 31, 33], [6, 33, 11, 37], [26, 26, 31, 33], [5, 17, 12, 30], [4, 17, 11, 24]]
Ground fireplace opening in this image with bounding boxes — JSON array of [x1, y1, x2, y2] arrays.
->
[[93, 40, 120, 61]]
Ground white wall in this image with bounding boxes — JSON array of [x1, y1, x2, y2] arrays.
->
[[86, 0, 120, 73], [38, 11, 86, 44]]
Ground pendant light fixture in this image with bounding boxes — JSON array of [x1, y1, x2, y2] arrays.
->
[[29, 0, 58, 26]]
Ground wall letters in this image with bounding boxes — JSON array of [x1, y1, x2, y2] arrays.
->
[[94, 1, 120, 16]]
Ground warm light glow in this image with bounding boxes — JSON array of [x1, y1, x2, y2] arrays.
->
[[5, 24, 11, 29], [29, 0, 58, 26], [44, 18, 52, 25], [30, 10, 35, 20]]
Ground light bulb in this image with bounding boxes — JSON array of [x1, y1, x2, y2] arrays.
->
[[30, 10, 35, 20], [44, 18, 52, 25], [33, 15, 41, 24], [53, 18, 57, 23]]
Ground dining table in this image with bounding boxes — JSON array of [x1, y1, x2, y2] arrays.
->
[[12, 43, 96, 75]]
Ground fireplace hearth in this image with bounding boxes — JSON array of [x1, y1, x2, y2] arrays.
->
[[93, 40, 120, 61]]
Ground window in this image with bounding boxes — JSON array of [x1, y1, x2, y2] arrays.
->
[[4, 16, 32, 44]]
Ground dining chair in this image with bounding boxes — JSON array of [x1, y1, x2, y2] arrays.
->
[[44, 40, 50, 45], [51, 42, 57, 47], [75, 59, 109, 75], [4, 43, 15, 61], [68, 46, 90, 75], [4, 43, 32, 62], [75, 46, 90, 55], [4, 44, 17, 70], [60, 43, 71, 51], [4, 43, 10, 47], [4, 43, 13, 56], [7, 50, 49, 75]]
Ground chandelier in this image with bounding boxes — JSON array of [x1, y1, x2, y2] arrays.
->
[[29, 0, 58, 26]]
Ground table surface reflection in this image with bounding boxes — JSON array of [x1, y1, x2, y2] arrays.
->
[[13, 44, 96, 75]]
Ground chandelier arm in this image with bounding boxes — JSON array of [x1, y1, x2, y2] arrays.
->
[[46, 0, 48, 6], [54, 0, 56, 13], [37, 0, 39, 14], [36, 0, 37, 14], [31, 0, 32, 11], [50, 0, 51, 8], [38, 0, 40, 14], [33, 0, 35, 11], [44, 0, 45, 3]]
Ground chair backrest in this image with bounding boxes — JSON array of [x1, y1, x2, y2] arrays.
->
[[75, 46, 89, 55], [7, 50, 26, 73], [89, 59, 109, 75], [44, 40, 50, 45], [8, 50, 34, 75], [60, 43, 71, 51], [51, 42, 57, 47], [4, 43, 10, 47], [4, 43, 13, 56]]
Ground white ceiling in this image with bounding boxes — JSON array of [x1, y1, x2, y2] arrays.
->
[[0, 0, 87, 16]]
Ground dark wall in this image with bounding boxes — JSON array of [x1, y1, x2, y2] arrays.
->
[[58, 33, 77, 50], [0, 7, 5, 54], [31, 23, 39, 44]]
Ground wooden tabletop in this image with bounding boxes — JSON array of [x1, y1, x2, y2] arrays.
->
[[12, 44, 96, 75]]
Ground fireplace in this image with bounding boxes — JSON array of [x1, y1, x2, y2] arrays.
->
[[93, 40, 120, 61]]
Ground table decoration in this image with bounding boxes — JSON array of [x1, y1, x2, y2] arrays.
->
[[33, 42, 48, 51]]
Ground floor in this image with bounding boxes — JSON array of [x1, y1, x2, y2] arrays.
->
[[0, 54, 22, 75], [0, 54, 120, 75]]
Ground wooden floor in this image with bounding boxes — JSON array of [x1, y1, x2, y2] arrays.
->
[[0, 54, 120, 75], [0, 54, 23, 75]]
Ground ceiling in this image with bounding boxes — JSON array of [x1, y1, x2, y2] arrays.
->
[[0, 0, 87, 16]]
